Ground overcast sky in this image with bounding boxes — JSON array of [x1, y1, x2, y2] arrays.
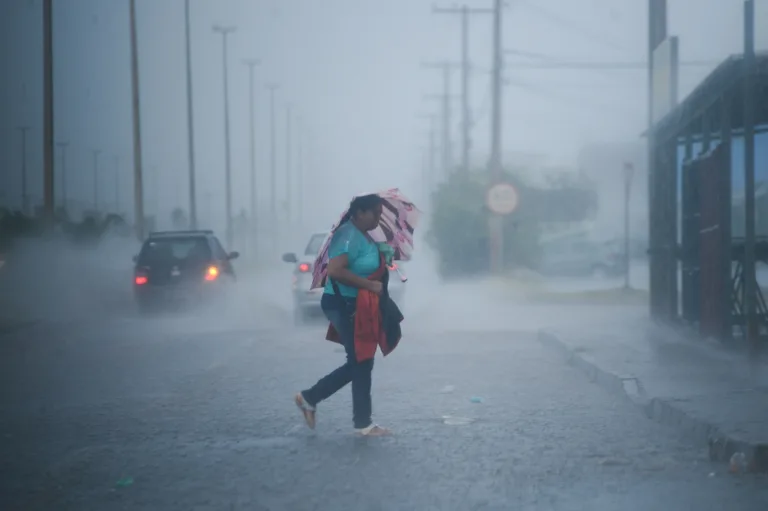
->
[[1, 0, 766, 232]]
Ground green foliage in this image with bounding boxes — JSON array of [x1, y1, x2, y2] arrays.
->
[[427, 170, 541, 277], [0, 207, 132, 250], [427, 167, 598, 277]]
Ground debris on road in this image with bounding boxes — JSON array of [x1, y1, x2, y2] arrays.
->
[[469, 396, 484, 404], [442, 415, 474, 426], [115, 477, 134, 487]]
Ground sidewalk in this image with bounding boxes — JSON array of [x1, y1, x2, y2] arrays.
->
[[539, 317, 768, 472]]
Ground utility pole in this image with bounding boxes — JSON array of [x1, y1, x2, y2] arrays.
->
[[266, 84, 279, 219], [42, 0, 54, 225], [432, 4, 493, 175], [285, 103, 292, 225], [417, 113, 438, 194], [184, 0, 198, 229], [243, 59, 260, 250], [212, 25, 236, 248], [422, 61, 459, 177], [129, 0, 145, 239], [488, 0, 504, 273], [56, 141, 68, 213], [17, 127, 30, 215], [743, 0, 758, 360], [92, 150, 101, 211]]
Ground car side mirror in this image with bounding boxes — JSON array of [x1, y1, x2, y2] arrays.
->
[[228, 251, 240, 260], [282, 252, 298, 264], [132, 255, 138, 263]]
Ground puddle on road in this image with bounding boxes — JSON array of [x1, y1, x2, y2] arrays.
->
[[441, 415, 475, 426]]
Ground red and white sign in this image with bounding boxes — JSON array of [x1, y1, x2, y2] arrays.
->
[[486, 183, 519, 215]]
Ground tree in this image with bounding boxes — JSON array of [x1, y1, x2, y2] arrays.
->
[[427, 166, 598, 277]]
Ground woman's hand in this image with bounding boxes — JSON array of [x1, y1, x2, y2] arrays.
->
[[366, 281, 383, 295]]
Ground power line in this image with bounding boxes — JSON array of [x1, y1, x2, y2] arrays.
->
[[505, 58, 718, 70], [422, 61, 460, 176], [517, 0, 632, 54], [504, 76, 642, 117], [432, 4, 494, 176]]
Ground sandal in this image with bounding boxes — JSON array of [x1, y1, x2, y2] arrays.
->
[[294, 393, 316, 430], [355, 424, 391, 436]]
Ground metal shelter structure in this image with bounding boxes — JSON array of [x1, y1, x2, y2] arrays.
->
[[648, 51, 768, 342]]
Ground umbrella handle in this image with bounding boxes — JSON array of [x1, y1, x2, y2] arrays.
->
[[394, 266, 408, 283]]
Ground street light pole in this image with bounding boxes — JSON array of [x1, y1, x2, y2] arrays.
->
[[212, 25, 236, 248], [184, 0, 198, 229], [129, 0, 145, 239], [17, 126, 30, 215], [244, 59, 260, 254], [623, 162, 635, 290]]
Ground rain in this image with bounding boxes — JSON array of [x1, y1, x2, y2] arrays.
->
[[1, 1, 768, 509]]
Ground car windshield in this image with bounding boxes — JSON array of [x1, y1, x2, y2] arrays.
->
[[138, 237, 211, 266], [304, 233, 329, 256]]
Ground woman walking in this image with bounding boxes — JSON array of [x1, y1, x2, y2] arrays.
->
[[294, 194, 392, 436]]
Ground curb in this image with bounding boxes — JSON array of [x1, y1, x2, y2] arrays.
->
[[537, 329, 768, 473]]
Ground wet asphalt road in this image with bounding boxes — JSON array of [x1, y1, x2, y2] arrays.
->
[[1, 253, 768, 510], [2, 309, 768, 511]]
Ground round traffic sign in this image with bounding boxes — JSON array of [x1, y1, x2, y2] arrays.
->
[[486, 182, 519, 215]]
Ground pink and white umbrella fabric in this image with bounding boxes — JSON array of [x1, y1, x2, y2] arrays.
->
[[310, 188, 421, 289]]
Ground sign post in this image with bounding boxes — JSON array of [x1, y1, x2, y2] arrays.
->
[[486, 182, 519, 272]]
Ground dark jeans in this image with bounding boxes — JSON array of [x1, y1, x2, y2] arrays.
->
[[302, 293, 374, 429]]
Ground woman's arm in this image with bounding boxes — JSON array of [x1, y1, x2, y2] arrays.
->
[[327, 254, 378, 292]]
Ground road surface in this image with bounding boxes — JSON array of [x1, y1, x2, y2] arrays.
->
[[1, 253, 767, 510]]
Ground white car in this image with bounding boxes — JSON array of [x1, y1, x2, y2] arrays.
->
[[282, 231, 407, 324]]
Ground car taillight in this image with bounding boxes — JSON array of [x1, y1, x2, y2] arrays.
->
[[298, 263, 310, 273], [205, 265, 219, 281], [134, 275, 148, 285]]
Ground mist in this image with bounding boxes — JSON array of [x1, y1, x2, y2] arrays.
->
[[2, 1, 768, 509]]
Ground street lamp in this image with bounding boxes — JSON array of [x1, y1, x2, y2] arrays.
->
[[243, 58, 260, 256], [623, 161, 635, 290]]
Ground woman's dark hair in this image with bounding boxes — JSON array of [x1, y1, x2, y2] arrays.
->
[[340, 194, 382, 224]]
